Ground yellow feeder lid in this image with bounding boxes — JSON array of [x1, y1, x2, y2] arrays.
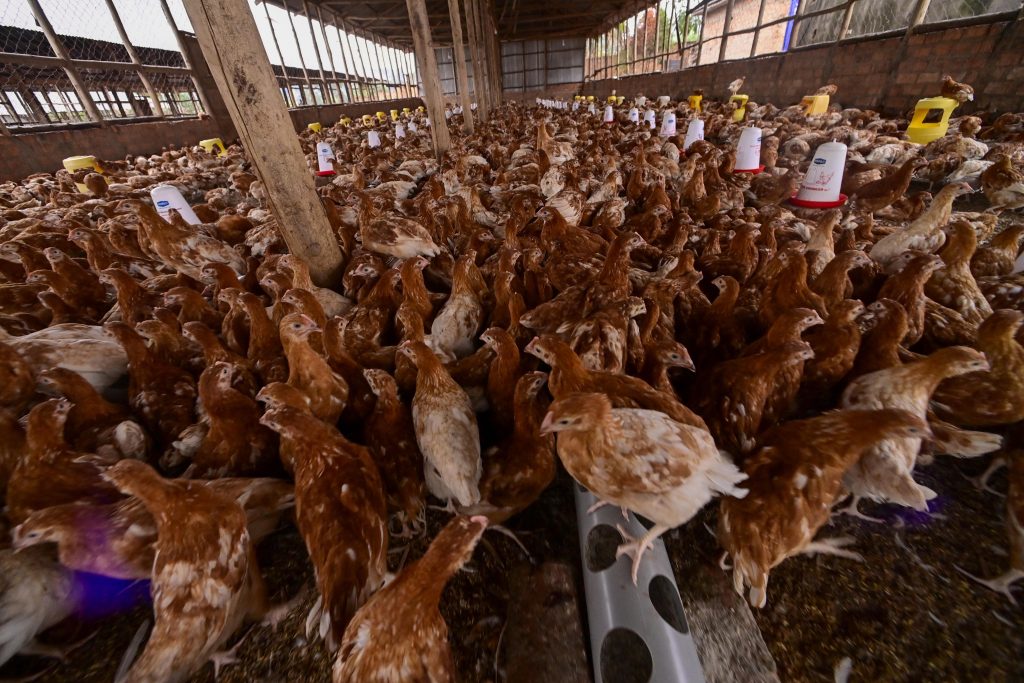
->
[[607, 95, 617, 103], [362, 114, 374, 126], [62, 155, 101, 193], [730, 94, 749, 122], [340, 117, 352, 126], [402, 107, 411, 114], [390, 109, 399, 120], [376, 111, 387, 121], [307, 122, 322, 132], [907, 96, 959, 145], [417, 106, 425, 112], [801, 94, 829, 115], [199, 138, 226, 156], [616, 96, 625, 105], [586, 95, 595, 102], [688, 95, 703, 112]]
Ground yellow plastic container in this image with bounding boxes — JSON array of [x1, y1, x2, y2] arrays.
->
[[62, 155, 101, 193], [307, 122, 322, 133], [801, 94, 829, 115], [362, 114, 374, 126], [417, 106, 425, 112], [906, 96, 959, 144], [376, 111, 387, 121], [731, 94, 749, 122], [586, 95, 595, 102], [390, 109, 399, 121], [340, 116, 352, 127], [607, 95, 617, 103], [402, 107, 411, 114], [688, 94, 703, 112], [616, 96, 625, 105], [199, 137, 226, 156]]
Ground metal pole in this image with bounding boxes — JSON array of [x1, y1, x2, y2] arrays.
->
[[283, 0, 315, 105], [316, 5, 345, 103], [719, 0, 735, 63], [262, 0, 297, 107], [25, 0, 104, 124], [158, 0, 215, 115], [907, 0, 931, 36], [838, 0, 858, 42], [102, 0, 165, 116], [750, 0, 767, 56], [302, 0, 330, 103]]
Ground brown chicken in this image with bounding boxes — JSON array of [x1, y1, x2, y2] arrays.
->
[[931, 310, 1024, 427], [800, 299, 865, 406], [720, 409, 930, 607], [852, 157, 925, 213], [925, 220, 993, 324], [332, 515, 487, 683], [259, 404, 387, 650], [362, 368, 426, 537], [101, 460, 265, 683], [979, 153, 1024, 211], [542, 392, 747, 583], [280, 312, 348, 424]]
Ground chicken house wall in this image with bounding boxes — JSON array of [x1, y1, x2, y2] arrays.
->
[[581, 17, 1024, 115]]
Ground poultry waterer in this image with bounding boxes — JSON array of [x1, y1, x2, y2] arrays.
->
[[660, 112, 677, 137], [199, 138, 226, 156], [150, 184, 200, 225], [789, 141, 848, 208], [573, 484, 706, 683], [62, 155, 102, 193], [395, 122, 406, 139], [684, 119, 705, 151], [730, 94, 748, 122], [315, 142, 335, 176], [906, 96, 959, 144], [604, 105, 615, 124], [367, 130, 381, 148], [733, 126, 764, 173], [800, 94, 829, 115], [629, 107, 640, 124], [644, 109, 656, 129]]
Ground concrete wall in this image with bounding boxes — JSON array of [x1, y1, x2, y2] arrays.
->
[[581, 17, 1024, 115]]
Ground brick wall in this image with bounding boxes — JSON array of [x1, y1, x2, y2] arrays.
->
[[701, 0, 793, 64], [582, 17, 1024, 115]]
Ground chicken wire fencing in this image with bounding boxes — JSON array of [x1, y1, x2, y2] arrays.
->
[[0, 0, 419, 130], [585, 0, 1024, 80]]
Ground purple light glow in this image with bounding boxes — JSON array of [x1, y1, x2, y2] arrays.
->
[[73, 572, 151, 621]]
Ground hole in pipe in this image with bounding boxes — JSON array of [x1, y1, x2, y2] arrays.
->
[[585, 524, 622, 572], [649, 574, 689, 634], [600, 627, 653, 683]]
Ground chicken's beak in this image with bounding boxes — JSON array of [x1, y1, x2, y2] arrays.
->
[[539, 411, 558, 434]]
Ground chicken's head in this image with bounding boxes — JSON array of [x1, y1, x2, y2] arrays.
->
[[540, 393, 612, 434], [256, 382, 311, 412], [657, 342, 695, 371], [279, 312, 319, 340]]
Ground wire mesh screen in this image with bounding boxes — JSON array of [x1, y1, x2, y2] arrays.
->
[[502, 37, 584, 92], [925, 0, 1021, 21]]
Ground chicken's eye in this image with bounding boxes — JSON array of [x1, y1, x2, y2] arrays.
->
[[558, 418, 571, 426], [670, 354, 681, 360]]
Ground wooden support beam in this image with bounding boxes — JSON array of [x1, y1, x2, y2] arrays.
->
[[261, 0, 298, 107], [316, 5, 347, 103], [719, 0, 735, 63], [838, 0, 858, 41], [447, 0, 474, 133], [103, 0, 166, 117], [283, 0, 316, 104], [484, 1, 502, 105], [302, 0, 331, 103], [751, 0, 768, 57], [406, 0, 451, 157], [25, 0, 105, 125], [180, 0, 343, 286], [907, 0, 932, 36], [464, 0, 488, 121]]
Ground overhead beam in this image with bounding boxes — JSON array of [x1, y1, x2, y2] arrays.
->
[[405, 0, 451, 158], [180, 0, 344, 285]]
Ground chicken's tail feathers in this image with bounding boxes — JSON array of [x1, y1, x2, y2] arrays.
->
[[707, 453, 750, 498], [114, 618, 150, 683], [884, 476, 936, 511]]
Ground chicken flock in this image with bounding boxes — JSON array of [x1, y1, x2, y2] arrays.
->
[[0, 74, 1023, 682]]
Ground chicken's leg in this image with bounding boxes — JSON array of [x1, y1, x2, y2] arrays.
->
[[586, 499, 630, 520], [969, 457, 1007, 496], [209, 626, 253, 679], [954, 566, 1023, 606], [615, 523, 669, 585], [801, 536, 865, 562], [832, 493, 885, 523]]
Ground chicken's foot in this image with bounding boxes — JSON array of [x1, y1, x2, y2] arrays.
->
[[954, 566, 1023, 607], [209, 626, 253, 679], [486, 524, 534, 563], [832, 494, 885, 523], [615, 523, 669, 586], [966, 456, 1007, 496], [801, 536, 865, 562]]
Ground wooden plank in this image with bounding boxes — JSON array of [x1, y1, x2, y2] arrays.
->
[[464, 0, 488, 121], [179, 0, 344, 285], [838, 0, 858, 42], [719, 0, 735, 63], [907, 0, 932, 36], [302, 0, 331, 103], [25, 0, 105, 125], [405, 0, 452, 157], [750, 0, 768, 57], [261, 0, 298, 107], [283, 0, 316, 104], [447, 0, 475, 133], [158, 0, 216, 117]]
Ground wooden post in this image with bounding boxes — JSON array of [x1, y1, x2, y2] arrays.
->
[[158, 0, 216, 116], [340, 21, 367, 102], [316, 5, 346, 103], [406, 0, 452, 157], [180, 0, 343, 285], [262, 0, 297, 107], [448, 0, 475, 133], [838, 0, 858, 41], [367, 34, 387, 100], [696, 2, 708, 65], [483, 1, 502, 107], [25, 0, 105, 125], [750, 0, 768, 56], [719, 0, 735, 63], [102, 0, 166, 117]]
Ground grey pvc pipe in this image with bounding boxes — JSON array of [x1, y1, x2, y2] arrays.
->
[[574, 483, 706, 683]]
